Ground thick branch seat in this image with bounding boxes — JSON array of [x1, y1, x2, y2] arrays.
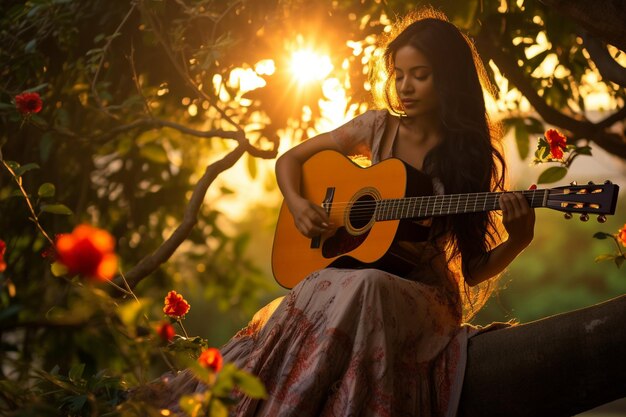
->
[[459, 295, 626, 416]]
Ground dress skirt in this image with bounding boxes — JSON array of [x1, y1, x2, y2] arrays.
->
[[214, 267, 469, 417]]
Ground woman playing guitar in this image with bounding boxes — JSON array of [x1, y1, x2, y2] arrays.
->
[[216, 7, 535, 417]]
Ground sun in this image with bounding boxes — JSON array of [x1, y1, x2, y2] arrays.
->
[[289, 49, 333, 85]]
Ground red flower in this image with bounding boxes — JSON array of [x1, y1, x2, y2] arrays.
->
[[198, 347, 223, 373], [545, 129, 567, 160], [55, 224, 118, 281], [618, 224, 626, 247], [0, 240, 7, 273], [163, 291, 190, 319], [14, 92, 43, 114], [156, 321, 176, 342]]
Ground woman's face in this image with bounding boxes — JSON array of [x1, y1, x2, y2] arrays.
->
[[393, 45, 439, 118]]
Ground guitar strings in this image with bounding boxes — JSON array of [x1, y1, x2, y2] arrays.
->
[[318, 188, 598, 221], [322, 190, 545, 213], [321, 190, 549, 206]]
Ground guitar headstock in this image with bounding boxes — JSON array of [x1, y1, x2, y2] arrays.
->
[[547, 181, 620, 222]]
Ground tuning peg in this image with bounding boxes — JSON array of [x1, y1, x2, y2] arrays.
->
[[580, 213, 589, 222], [604, 180, 612, 185], [570, 181, 577, 186], [564, 212, 573, 220], [597, 215, 607, 223]]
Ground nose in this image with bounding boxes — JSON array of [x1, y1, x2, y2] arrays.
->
[[399, 77, 413, 94]]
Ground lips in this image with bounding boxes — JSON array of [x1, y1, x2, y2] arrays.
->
[[401, 99, 419, 107]]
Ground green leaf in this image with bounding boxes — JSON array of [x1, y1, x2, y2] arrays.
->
[[29, 114, 48, 128], [116, 298, 148, 333], [514, 122, 529, 160], [25, 39, 37, 53], [526, 49, 550, 71], [51, 261, 68, 277], [574, 145, 592, 156], [232, 369, 267, 399], [592, 232, 613, 240], [0, 103, 15, 110], [13, 163, 40, 177], [616, 256, 625, 268], [139, 143, 169, 164], [39, 132, 54, 162], [65, 394, 87, 412], [24, 83, 48, 93], [209, 398, 229, 417], [68, 363, 85, 383], [537, 167, 567, 184], [179, 393, 205, 417], [41, 203, 73, 215], [594, 254, 615, 263], [38, 183, 56, 198], [524, 117, 545, 134]]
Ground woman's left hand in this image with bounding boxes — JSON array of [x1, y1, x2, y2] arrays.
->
[[499, 190, 536, 250]]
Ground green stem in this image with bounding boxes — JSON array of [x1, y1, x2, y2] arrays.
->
[[176, 319, 189, 338], [110, 269, 134, 296], [1, 160, 54, 246], [612, 235, 625, 257]]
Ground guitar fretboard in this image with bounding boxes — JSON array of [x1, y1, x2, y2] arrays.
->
[[375, 189, 549, 220]]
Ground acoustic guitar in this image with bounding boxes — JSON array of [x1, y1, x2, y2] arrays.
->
[[271, 150, 620, 289]]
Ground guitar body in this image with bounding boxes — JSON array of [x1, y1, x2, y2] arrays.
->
[[272, 150, 434, 289]]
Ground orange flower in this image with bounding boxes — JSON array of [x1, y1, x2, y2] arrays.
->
[[14, 92, 43, 114], [198, 347, 223, 373], [545, 129, 567, 160], [55, 224, 118, 281], [618, 224, 626, 247], [0, 240, 6, 273], [163, 290, 190, 319], [156, 321, 176, 342]]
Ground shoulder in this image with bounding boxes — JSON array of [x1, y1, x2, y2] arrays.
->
[[346, 108, 390, 131]]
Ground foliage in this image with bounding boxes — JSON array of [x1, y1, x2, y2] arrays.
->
[[531, 128, 592, 183], [593, 226, 626, 269]]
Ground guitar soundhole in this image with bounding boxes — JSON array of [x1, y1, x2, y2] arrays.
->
[[349, 195, 376, 230]]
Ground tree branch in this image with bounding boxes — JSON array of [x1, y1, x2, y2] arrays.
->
[[118, 132, 277, 290], [89, 118, 244, 143], [476, 28, 626, 159], [539, 0, 626, 52], [581, 31, 626, 87], [138, 0, 243, 133], [460, 295, 626, 416], [90, 2, 137, 120]]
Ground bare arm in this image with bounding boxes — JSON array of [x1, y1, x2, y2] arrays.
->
[[275, 133, 343, 238], [465, 192, 536, 286]]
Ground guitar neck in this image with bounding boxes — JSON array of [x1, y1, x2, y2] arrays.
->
[[375, 189, 549, 220]]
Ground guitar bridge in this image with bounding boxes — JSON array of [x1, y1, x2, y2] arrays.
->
[[311, 187, 335, 249]]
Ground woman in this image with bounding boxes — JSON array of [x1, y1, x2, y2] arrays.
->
[[217, 9, 535, 417], [162, 8, 535, 417]]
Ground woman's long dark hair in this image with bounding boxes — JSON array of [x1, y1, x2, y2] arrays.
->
[[373, 8, 506, 320]]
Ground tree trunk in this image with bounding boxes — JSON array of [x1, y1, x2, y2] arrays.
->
[[459, 295, 626, 416]]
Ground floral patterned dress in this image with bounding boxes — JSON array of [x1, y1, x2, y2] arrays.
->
[[161, 110, 477, 416]]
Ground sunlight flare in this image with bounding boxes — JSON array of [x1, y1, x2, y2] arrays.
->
[[289, 49, 333, 85]]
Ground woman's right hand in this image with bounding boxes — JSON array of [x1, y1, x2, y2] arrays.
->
[[286, 196, 332, 238]]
